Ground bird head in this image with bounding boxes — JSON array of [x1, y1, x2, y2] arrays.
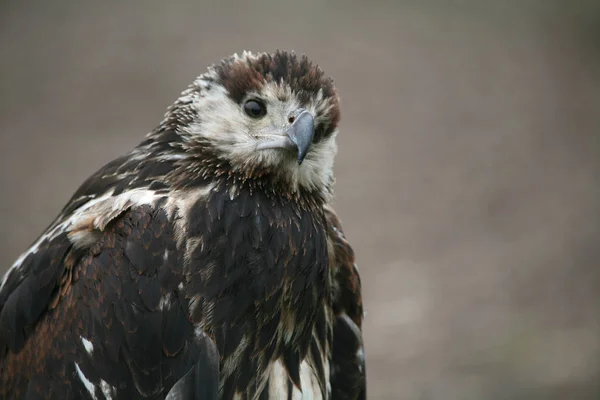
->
[[155, 51, 341, 199]]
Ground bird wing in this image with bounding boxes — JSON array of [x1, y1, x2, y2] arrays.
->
[[0, 201, 219, 399], [324, 205, 366, 399]]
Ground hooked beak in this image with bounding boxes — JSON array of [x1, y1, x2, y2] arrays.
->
[[285, 110, 315, 164], [255, 109, 315, 164]]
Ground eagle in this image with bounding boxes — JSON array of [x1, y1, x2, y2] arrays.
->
[[0, 50, 365, 400]]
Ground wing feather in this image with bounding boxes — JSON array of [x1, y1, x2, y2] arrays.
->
[[325, 205, 366, 399], [0, 204, 219, 399]]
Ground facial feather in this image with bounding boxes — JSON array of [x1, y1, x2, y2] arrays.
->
[[152, 50, 341, 199]]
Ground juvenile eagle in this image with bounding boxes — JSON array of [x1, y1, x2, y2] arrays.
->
[[0, 51, 365, 400]]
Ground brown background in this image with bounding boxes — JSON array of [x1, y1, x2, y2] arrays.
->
[[1, 1, 599, 398]]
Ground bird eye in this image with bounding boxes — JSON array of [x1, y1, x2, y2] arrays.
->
[[243, 100, 267, 119]]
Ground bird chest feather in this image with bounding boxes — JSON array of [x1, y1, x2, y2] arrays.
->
[[181, 186, 331, 397]]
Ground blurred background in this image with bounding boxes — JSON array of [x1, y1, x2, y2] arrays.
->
[[1, 1, 599, 398]]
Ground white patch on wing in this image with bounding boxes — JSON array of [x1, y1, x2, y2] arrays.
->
[[66, 189, 164, 248], [356, 346, 365, 373], [0, 273, 8, 291], [299, 359, 321, 400], [268, 358, 325, 400], [268, 359, 288, 397], [80, 336, 94, 354], [324, 351, 331, 397], [2, 188, 168, 292], [2, 185, 217, 298], [74, 362, 97, 400], [156, 153, 188, 161], [99, 380, 114, 400], [194, 325, 208, 340], [158, 294, 173, 311]]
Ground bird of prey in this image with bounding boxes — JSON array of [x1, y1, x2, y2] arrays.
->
[[0, 50, 365, 400]]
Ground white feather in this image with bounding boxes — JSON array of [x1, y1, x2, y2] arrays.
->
[[74, 362, 97, 400], [80, 336, 94, 354]]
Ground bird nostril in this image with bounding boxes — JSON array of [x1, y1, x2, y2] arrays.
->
[[288, 116, 295, 124]]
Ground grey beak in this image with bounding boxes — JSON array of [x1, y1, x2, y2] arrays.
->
[[285, 110, 314, 164]]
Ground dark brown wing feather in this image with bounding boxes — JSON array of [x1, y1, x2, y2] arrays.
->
[[0, 205, 218, 399], [325, 206, 366, 399]]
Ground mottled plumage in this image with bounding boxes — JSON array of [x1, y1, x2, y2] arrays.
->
[[0, 51, 365, 399]]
